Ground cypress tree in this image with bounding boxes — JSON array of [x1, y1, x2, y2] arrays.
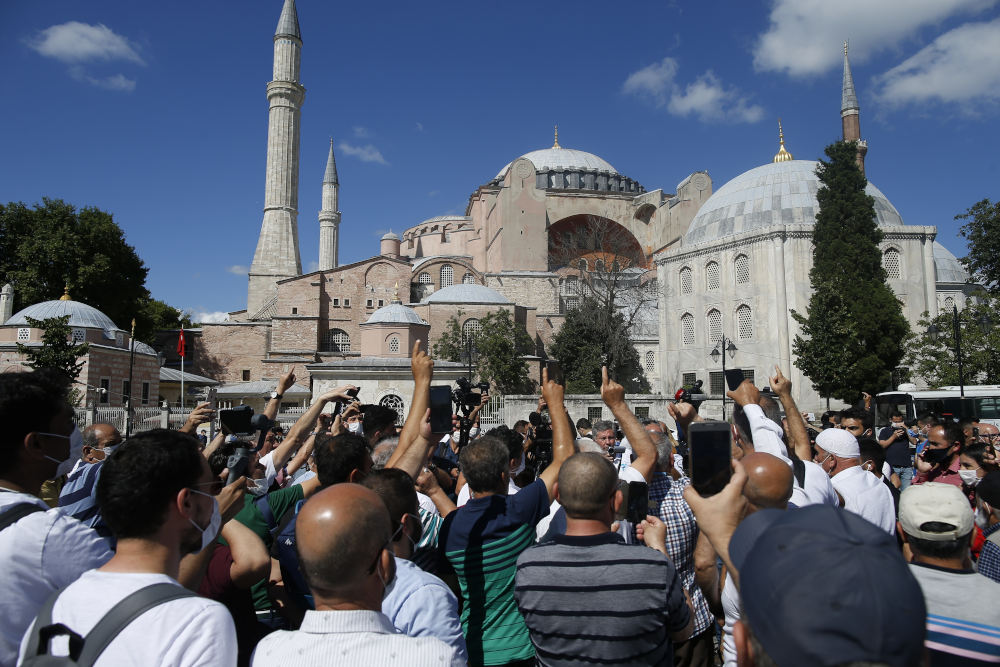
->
[[792, 141, 909, 402]]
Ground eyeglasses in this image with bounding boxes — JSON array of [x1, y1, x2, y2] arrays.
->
[[189, 479, 225, 495]]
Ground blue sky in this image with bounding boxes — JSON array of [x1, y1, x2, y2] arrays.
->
[[2, 0, 998, 322]]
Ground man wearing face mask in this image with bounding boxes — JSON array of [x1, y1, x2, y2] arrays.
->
[[914, 423, 965, 490], [363, 468, 467, 662], [813, 428, 896, 534], [0, 371, 112, 666], [19, 428, 238, 666], [975, 472, 1000, 583], [252, 484, 463, 666], [55, 423, 123, 543]]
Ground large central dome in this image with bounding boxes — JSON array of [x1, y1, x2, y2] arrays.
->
[[683, 159, 904, 246], [494, 147, 619, 181]]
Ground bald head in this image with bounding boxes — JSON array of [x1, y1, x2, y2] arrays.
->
[[296, 484, 392, 597], [741, 452, 793, 511], [557, 453, 618, 519]]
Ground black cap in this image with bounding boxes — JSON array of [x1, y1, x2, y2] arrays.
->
[[730, 505, 926, 666], [978, 471, 1000, 507]]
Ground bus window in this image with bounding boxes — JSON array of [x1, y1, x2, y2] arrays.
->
[[914, 398, 977, 422], [976, 397, 1000, 420]]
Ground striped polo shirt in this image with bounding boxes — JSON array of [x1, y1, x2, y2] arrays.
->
[[439, 479, 550, 666], [57, 460, 113, 542], [514, 532, 689, 666]]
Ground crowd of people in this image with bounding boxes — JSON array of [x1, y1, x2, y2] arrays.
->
[[2, 345, 1000, 666]]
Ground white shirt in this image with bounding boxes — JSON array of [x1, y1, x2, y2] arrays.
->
[[382, 557, 467, 662], [251, 609, 463, 667], [416, 492, 438, 516], [456, 478, 520, 507], [18, 570, 236, 666], [258, 451, 279, 488], [721, 572, 740, 667], [830, 465, 897, 534], [742, 404, 838, 507], [0, 491, 112, 666]]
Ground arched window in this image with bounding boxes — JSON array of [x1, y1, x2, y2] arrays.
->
[[644, 351, 655, 373], [595, 259, 605, 272], [680, 266, 693, 294], [380, 394, 405, 426], [735, 254, 750, 285], [462, 318, 482, 347], [388, 336, 400, 353], [440, 264, 454, 287], [706, 261, 720, 290], [578, 258, 588, 271], [324, 329, 351, 352], [943, 296, 955, 311], [417, 272, 432, 284], [462, 272, 476, 284], [736, 305, 753, 340], [563, 275, 579, 295], [883, 248, 902, 280], [681, 313, 695, 346], [707, 309, 722, 343]]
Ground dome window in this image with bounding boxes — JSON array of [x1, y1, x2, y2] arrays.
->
[[883, 248, 902, 280], [16, 328, 29, 342], [418, 272, 432, 284], [706, 261, 720, 290], [324, 329, 351, 353], [462, 318, 482, 348], [680, 267, 693, 294], [735, 255, 750, 285], [943, 296, 955, 311], [440, 264, 454, 288], [71, 328, 86, 344], [462, 273, 476, 285], [379, 394, 405, 426], [736, 305, 753, 340], [681, 313, 695, 346], [388, 336, 400, 354], [644, 351, 655, 373], [708, 309, 722, 344]]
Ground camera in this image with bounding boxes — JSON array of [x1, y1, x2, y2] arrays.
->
[[453, 377, 490, 415]]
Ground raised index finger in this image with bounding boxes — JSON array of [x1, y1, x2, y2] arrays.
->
[[602, 366, 609, 386]]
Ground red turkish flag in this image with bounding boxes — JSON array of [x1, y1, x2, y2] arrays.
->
[[177, 329, 186, 358]]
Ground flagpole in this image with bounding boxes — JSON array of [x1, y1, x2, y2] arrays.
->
[[126, 318, 136, 438], [179, 323, 185, 411]]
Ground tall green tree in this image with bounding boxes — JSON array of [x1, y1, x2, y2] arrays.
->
[[433, 309, 534, 394], [904, 296, 1000, 387], [792, 141, 909, 402], [0, 198, 184, 342], [551, 295, 650, 394], [16, 315, 88, 383], [957, 198, 1000, 293]]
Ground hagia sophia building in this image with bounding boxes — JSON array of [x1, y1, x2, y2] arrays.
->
[[157, 0, 976, 415]]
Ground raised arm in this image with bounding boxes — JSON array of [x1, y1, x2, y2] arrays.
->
[[275, 385, 357, 468], [221, 518, 271, 589], [179, 402, 215, 436], [769, 367, 812, 461], [537, 367, 574, 502], [283, 433, 316, 478], [202, 429, 226, 461], [398, 340, 432, 452], [682, 460, 748, 589], [262, 368, 297, 422], [602, 366, 655, 481]]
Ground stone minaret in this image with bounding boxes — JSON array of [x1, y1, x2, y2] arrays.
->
[[247, 0, 305, 315], [0, 283, 13, 323], [841, 41, 868, 174], [318, 139, 340, 271]]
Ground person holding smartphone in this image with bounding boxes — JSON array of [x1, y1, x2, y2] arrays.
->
[[877, 411, 917, 490]]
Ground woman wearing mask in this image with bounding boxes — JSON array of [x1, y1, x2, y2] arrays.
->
[[960, 442, 999, 489]]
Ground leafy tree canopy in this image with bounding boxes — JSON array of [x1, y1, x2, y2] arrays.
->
[[16, 315, 88, 384], [433, 309, 534, 394], [905, 296, 1000, 388], [958, 198, 1000, 294]]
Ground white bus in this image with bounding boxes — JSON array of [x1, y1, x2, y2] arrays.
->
[[874, 385, 1000, 429]]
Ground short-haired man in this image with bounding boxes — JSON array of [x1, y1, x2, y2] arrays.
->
[[0, 371, 113, 666], [57, 423, 123, 541], [975, 471, 1000, 584], [591, 419, 615, 453], [914, 423, 965, 489], [19, 429, 238, 665], [878, 410, 917, 489], [859, 437, 900, 515], [899, 482, 1000, 662], [251, 485, 462, 666], [362, 404, 399, 448], [574, 418, 592, 438], [838, 406, 873, 439], [515, 452, 693, 664], [813, 429, 896, 533]]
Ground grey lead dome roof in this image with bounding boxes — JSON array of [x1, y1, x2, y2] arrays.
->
[[422, 284, 511, 305], [684, 160, 905, 246], [495, 147, 619, 181], [5, 298, 119, 330], [364, 303, 428, 325], [933, 242, 970, 284]]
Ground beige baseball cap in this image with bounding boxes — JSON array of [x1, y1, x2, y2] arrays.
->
[[899, 482, 973, 540]]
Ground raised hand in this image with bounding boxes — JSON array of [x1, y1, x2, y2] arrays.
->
[[600, 366, 625, 408], [769, 366, 792, 397], [277, 367, 297, 395], [726, 379, 759, 408], [411, 340, 434, 385]]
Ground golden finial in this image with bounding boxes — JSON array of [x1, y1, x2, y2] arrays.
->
[[844, 40, 849, 56], [773, 119, 794, 162], [392, 281, 400, 303], [59, 284, 71, 301], [553, 125, 560, 148]]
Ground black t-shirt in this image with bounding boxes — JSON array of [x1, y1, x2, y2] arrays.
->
[[879, 426, 913, 467]]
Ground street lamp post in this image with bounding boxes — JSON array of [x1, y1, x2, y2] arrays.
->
[[928, 304, 965, 397], [710, 336, 738, 420]]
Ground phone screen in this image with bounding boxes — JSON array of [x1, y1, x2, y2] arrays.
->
[[626, 481, 649, 524], [724, 368, 746, 392], [689, 422, 733, 496], [429, 385, 453, 434]]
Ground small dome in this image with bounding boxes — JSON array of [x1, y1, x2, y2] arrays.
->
[[423, 284, 511, 305], [933, 242, 970, 284], [381, 231, 400, 241], [133, 341, 158, 356], [684, 160, 905, 246], [364, 303, 427, 326], [5, 298, 119, 330], [495, 147, 619, 181]]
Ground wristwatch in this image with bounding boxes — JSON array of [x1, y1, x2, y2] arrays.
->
[[270, 391, 282, 400]]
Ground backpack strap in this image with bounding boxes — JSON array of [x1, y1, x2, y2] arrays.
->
[[22, 585, 84, 661], [254, 495, 277, 537], [0, 502, 45, 532], [792, 458, 806, 489], [269, 500, 303, 558]]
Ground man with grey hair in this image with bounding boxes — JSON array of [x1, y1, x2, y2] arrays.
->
[[591, 420, 616, 453]]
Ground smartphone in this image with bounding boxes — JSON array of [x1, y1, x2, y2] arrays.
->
[[688, 422, 733, 496], [614, 480, 629, 522], [429, 385, 453, 434], [626, 481, 649, 524], [333, 386, 361, 417], [219, 405, 254, 435], [724, 368, 746, 392]]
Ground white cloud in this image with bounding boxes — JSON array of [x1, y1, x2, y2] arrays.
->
[[753, 0, 995, 76], [227, 265, 249, 275], [338, 141, 388, 165], [27, 21, 144, 64], [623, 58, 764, 123], [352, 126, 370, 138], [191, 310, 229, 324], [415, 122, 424, 132], [873, 18, 1000, 109], [69, 67, 135, 91]]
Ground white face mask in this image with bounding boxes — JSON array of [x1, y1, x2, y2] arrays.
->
[[347, 421, 363, 435], [512, 452, 525, 477], [187, 489, 222, 552], [469, 426, 480, 439], [959, 469, 982, 487], [38, 425, 84, 477], [246, 477, 268, 497]]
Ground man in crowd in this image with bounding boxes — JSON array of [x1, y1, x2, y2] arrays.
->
[[813, 428, 896, 533], [591, 420, 616, 454], [859, 438, 900, 515], [362, 404, 399, 449], [515, 452, 693, 664], [575, 418, 592, 439], [914, 423, 965, 489], [839, 407, 873, 439], [57, 422, 123, 541], [899, 482, 1000, 662], [878, 410, 917, 489], [975, 471, 1000, 584], [252, 484, 462, 666], [0, 370, 113, 666], [438, 368, 573, 667], [20, 429, 239, 665]]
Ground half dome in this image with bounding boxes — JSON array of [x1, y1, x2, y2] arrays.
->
[[6, 298, 119, 330]]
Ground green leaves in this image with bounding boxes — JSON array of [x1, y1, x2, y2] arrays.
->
[[16, 315, 88, 384], [905, 296, 1000, 387], [432, 309, 534, 394], [958, 199, 1000, 293]]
